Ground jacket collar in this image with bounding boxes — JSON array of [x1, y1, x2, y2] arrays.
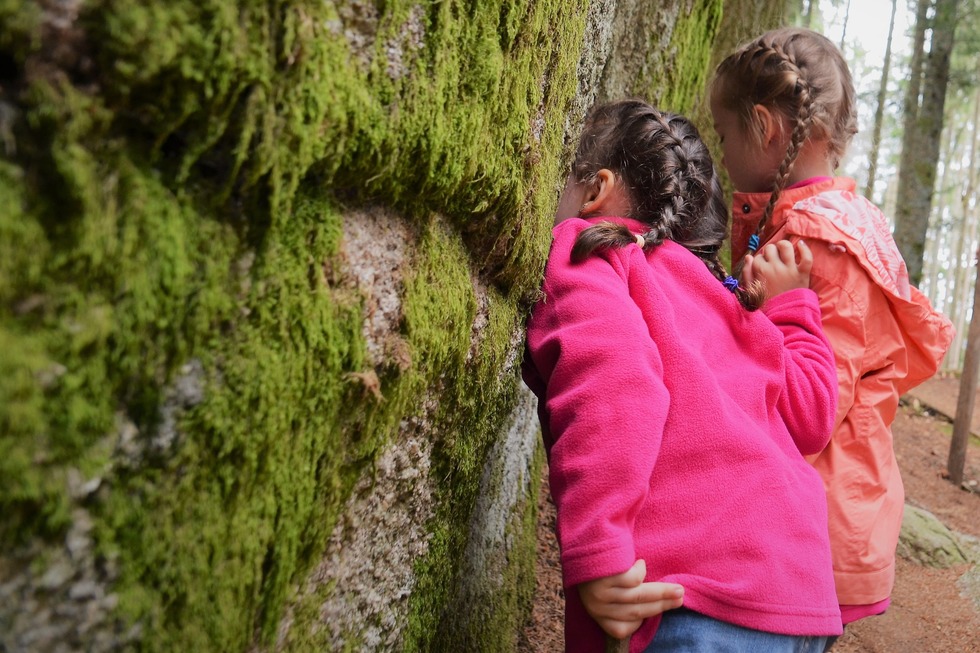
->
[[730, 177, 854, 261]]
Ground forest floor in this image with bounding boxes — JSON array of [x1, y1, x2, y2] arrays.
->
[[519, 373, 980, 653]]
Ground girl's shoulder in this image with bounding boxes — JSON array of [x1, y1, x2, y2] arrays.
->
[[785, 190, 911, 301]]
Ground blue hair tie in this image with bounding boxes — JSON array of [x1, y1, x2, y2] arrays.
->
[[723, 276, 739, 293], [747, 234, 760, 252]]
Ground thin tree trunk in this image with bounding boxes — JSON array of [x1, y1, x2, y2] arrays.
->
[[945, 118, 971, 369], [894, 0, 959, 285], [838, 0, 853, 51], [951, 248, 980, 485], [864, 0, 899, 201], [803, 0, 818, 28], [920, 119, 954, 308], [948, 91, 980, 369], [905, 0, 932, 126], [922, 226, 942, 313], [948, 90, 980, 481], [952, 247, 978, 371]]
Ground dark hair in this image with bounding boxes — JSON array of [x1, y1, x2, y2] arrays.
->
[[570, 99, 764, 310], [711, 27, 857, 242]]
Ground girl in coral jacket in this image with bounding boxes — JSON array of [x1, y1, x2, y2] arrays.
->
[[710, 28, 954, 642], [522, 99, 842, 653]]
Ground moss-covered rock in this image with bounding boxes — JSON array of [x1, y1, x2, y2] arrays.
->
[[0, 1, 764, 651]]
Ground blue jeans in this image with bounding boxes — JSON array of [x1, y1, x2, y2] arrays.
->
[[643, 608, 831, 653]]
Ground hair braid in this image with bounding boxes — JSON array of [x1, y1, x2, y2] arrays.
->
[[748, 41, 812, 239], [712, 27, 858, 244], [696, 248, 766, 311], [641, 112, 707, 247], [569, 100, 757, 307], [757, 77, 814, 238]]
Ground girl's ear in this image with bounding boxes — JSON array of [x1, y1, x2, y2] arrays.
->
[[753, 104, 785, 150], [580, 169, 625, 216]]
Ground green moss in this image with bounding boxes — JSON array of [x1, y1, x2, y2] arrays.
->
[[479, 445, 544, 652], [431, 440, 544, 652], [1, 0, 740, 651], [75, 0, 572, 297], [657, 0, 725, 115]]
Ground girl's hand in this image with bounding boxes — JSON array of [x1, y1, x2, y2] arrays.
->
[[577, 559, 685, 640], [742, 240, 813, 297]]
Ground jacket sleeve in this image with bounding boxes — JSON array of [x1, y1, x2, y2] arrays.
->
[[525, 234, 669, 589], [762, 288, 839, 456]]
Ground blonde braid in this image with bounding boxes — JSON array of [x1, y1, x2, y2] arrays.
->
[[714, 29, 855, 248], [755, 43, 815, 240]]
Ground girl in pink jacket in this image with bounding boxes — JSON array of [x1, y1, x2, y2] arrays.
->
[[710, 28, 953, 639], [523, 100, 842, 652]]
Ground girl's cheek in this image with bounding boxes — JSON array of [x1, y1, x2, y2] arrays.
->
[[555, 179, 585, 224]]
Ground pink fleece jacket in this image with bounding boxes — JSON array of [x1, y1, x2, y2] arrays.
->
[[523, 216, 842, 653]]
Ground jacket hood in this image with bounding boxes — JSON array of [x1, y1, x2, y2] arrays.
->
[[732, 177, 953, 390]]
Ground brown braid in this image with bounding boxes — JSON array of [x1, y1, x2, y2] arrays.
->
[[571, 221, 636, 263], [568, 100, 765, 310], [758, 76, 815, 239], [701, 252, 767, 311]]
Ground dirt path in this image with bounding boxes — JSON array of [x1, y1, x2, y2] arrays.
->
[[519, 377, 980, 652]]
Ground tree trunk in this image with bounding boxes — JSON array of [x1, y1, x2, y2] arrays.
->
[[944, 123, 967, 366], [947, 86, 979, 477], [838, 0, 853, 51], [921, 220, 944, 316], [948, 89, 980, 373], [905, 0, 933, 128], [803, 0, 818, 28], [894, 0, 960, 285], [864, 0, 899, 201], [951, 246, 980, 485]]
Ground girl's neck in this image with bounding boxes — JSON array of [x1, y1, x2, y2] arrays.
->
[[784, 142, 836, 187], [787, 176, 833, 190]]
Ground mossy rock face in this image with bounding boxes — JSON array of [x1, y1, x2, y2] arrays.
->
[[1, 1, 741, 651]]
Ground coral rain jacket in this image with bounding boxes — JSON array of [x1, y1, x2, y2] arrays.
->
[[524, 216, 842, 653], [731, 177, 954, 607]]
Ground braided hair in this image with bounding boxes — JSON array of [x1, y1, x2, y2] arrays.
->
[[570, 100, 765, 310], [712, 27, 857, 247]]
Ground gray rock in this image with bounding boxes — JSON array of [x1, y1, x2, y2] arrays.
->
[[898, 503, 973, 568], [956, 564, 980, 612], [38, 560, 75, 591]]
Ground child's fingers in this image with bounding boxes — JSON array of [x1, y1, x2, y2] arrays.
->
[[643, 580, 684, 601], [619, 559, 646, 587], [579, 560, 645, 607], [596, 616, 643, 641], [579, 562, 683, 638], [625, 581, 684, 616], [627, 581, 684, 604], [758, 242, 779, 261], [795, 240, 813, 275], [604, 580, 683, 606], [594, 582, 684, 615], [593, 559, 646, 596], [774, 240, 796, 265]]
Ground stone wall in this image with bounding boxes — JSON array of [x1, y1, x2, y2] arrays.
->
[[0, 1, 751, 651]]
